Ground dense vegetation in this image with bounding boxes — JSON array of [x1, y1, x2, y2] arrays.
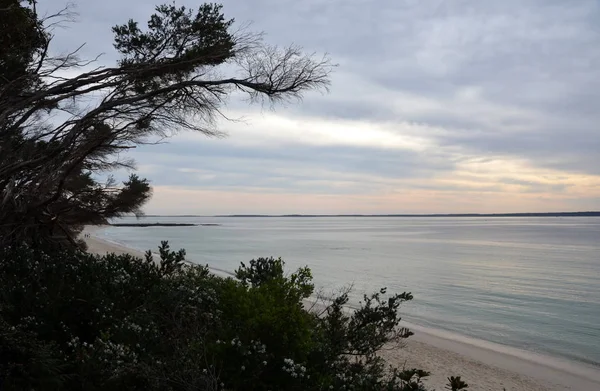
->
[[0, 243, 468, 390]]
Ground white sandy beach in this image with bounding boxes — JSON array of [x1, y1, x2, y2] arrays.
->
[[82, 226, 600, 391], [83, 226, 146, 257]]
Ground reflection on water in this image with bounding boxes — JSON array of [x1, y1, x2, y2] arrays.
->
[[100, 216, 600, 365]]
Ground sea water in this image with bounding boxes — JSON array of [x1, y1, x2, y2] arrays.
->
[[97, 216, 600, 366]]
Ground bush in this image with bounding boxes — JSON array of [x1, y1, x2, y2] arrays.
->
[[0, 243, 467, 390]]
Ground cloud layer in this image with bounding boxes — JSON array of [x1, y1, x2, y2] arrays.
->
[[46, 0, 600, 214]]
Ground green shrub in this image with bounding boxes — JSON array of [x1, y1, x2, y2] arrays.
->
[[0, 243, 467, 390]]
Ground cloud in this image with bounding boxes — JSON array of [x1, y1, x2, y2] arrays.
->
[[41, 0, 600, 213]]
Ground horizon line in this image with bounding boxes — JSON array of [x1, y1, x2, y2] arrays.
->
[[140, 211, 600, 218]]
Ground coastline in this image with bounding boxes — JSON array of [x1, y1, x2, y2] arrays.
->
[[84, 225, 146, 257], [82, 226, 600, 391]]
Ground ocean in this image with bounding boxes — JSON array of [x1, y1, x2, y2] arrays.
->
[[97, 216, 600, 366]]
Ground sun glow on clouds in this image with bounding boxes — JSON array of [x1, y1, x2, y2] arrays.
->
[[179, 110, 436, 152], [139, 108, 600, 215], [62, 0, 600, 214]]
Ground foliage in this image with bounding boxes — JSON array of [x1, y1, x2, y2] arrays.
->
[[447, 376, 469, 391], [0, 243, 467, 390], [0, 1, 333, 248], [0, 0, 48, 96]]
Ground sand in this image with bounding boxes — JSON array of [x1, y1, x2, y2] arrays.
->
[[381, 327, 600, 391], [82, 225, 600, 391], [83, 225, 146, 257]]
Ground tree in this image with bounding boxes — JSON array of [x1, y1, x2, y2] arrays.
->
[[0, 0, 46, 91], [0, 1, 333, 248]]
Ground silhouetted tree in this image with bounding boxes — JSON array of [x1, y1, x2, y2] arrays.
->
[[0, 1, 333, 248]]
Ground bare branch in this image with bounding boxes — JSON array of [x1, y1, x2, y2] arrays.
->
[[0, 1, 334, 248]]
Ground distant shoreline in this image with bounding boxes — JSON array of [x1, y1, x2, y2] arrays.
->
[[109, 223, 221, 227], [143, 211, 600, 218]]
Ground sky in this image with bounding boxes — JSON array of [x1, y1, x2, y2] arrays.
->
[[46, 0, 600, 215]]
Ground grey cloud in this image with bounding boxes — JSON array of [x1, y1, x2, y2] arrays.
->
[[122, 139, 456, 194], [42, 0, 600, 207], [271, 0, 600, 176]]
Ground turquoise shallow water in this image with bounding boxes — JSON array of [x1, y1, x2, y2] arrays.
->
[[99, 216, 600, 366]]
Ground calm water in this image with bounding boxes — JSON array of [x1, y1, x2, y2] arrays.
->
[[99, 217, 600, 366]]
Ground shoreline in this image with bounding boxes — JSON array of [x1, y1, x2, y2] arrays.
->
[[395, 324, 600, 390], [82, 225, 600, 391], [83, 226, 236, 279]]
